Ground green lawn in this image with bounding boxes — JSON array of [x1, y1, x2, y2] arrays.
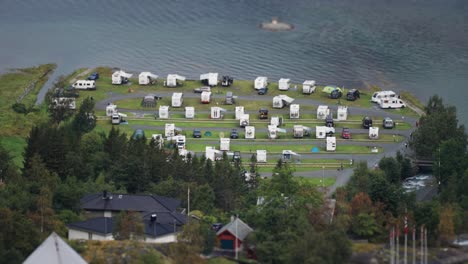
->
[[0, 136, 27, 168], [297, 177, 336, 187]]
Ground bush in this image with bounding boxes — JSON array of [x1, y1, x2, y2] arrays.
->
[[11, 103, 28, 114]]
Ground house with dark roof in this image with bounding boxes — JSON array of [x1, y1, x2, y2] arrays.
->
[[216, 217, 253, 251], [67, 191, 187, 243]]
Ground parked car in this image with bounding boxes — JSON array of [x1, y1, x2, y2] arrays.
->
[[346, 89, 360, 101], [257, 87, 268, 95], [341, 127, 351, 139], [87, 72, 100, 81], [383, 117, 395, 129], [230, 129, 239, 139], [259, 108, 269, 119], [193, 86, 211, 93], [232, 151, 241, 162], [325, 115, 334, 127], [362, 116, 373, 129], [330, 89, 342, 99], [221, 76, 234, 87], [193, 129, 202, 138]]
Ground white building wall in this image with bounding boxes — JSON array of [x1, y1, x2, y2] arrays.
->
[[145, 233, 178, 243]]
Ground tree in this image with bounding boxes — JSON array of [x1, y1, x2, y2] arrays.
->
[[438, 205, 455, 245], [351, 213, 380, 238], [113, 211, 144, 240], [72, 97, 96, 134], [378, 157, 401, 184]]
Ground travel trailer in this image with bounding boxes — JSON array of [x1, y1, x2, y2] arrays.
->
[[317, 105, 330, 120], [201, 91, 212, 104], [268, 125, 287, 139], [278, 78, 291, 91], [170, 135, 186, 150], [72, 80, 96, 90], [316, 126, 335, 139], [245, 126, 255, 139], [171, 93, 183, 107], [200, 73, 219, 86], [379, 99, 406, 109], [111, 112, 127, 125], [293, 125, 311, 138], [165, 74, 186, 87], [290, 104, 300, 119], [371, 90, 397, 103], [302, 80, 316, 94], [282, 150, 300, 163], [138, 72, 158, 85], [239, 114, 250, 127], [220, 138, 230, 151], [235, 106, 244, 120], [185, 107, 195, 119], [272, 95, 295, 109], [254, 76, 268, 89], [165, 123, 181, 137], [270, 116, 283, 127], [112, 70, 132, 85], [159, 106, 170, 119], [369, 127, 379, 140], [256, 150, 267, 163], [205, 146, 223, 161], [211, 107, 226, 119], [326, 137, 337, 151], [337, 106, 348, 121], [106, 104, 117, 116]]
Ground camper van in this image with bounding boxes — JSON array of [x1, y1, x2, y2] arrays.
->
[[254, 76, 268, 90], [185, 107, 195, 119], [316, 126, 335, 139], [270, 116, 283, 127], [290, 104, 300, 119], [337, 106, 348, 121], [326, 137, 337, 151], [211, 107, 226, 119], [165, 74, 186, 87], [293, 125, 311, 138], [256, 150, 267, 163], [245, 126, 255, 139], [112, 71, 132, 85], [159, 106, 170, 119], [302, 80, 316, 94], [317, 105, 330, 120], [72, 80, 96, 90], [278, 78, 290, 91], [171, 93, 183, 107], [139, 72, 158, 85], [268, 125, 287, 139], [235, 106, 244, 120], [272, 95, 295, 109], [239, 114, 250, 128], [111, 112, 127, 125], [200, 73, 219, 87], [379, 99, 406, 109], [371, 91, 397, 103], [106, 104, 117, 116], [369, 127, 379, 140], [220, 138, 230, 151], [201, 91, 212, 104]]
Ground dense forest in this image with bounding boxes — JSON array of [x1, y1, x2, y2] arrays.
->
[[1, 91, 467, 263]]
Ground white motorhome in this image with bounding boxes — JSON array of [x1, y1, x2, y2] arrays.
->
[[138, 72, 158, 85], [268, 125, 287, 139], [302, 80, 316, 94], [337, 106, 348, 121], [72, 80, 96, 90], [254, 76, 268, 89], [165, 74, 186, 87], [211, 107, 226, 119], [293, 125, 311, 138], [369, 127, 379, 139], [165, 123, 181, 138], [278, 78, 291, 91], [256, 150, 267, 163], [112, 71, 132, 85], [245, 126, 255, 139], [159, 106, 169, 119], [168, 135, 186, 150], [379, 98, 406, 109], [171, 93, 183, 107], [316, 126, 335, 139], [290, 104, 300, 119], [272, 95, 295, 109], [205, 146, 223, 161], [185, 107, 195, 119], [106, 104, 117, 116], [235, 106, 245, 120], [239, 114, 250, 127], [282, 150, 300, 163], [111, 112, 127, 125], [317, 105, 330, 120], [220, 138, 230, 151], [371, 90, 397, 103], [326, 137, 337, 151], [270, 116, 283, 127], [201, 91, 212, 104], [200, 73, 219, 86]]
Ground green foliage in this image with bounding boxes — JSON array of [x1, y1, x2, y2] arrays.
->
[[113, 211, 145, 240], [72, 97, 96, 134], [351, 213, 380, 238], [11, 103, 28, 114]]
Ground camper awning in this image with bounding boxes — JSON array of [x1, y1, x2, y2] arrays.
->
[[282, 150, 299, 156], [114, 71, 133, 78], [200, 73, 218, 80], [303, 80, 316, 86], [279, 78, 290, 83], [118, 113, 127, 118], [168, 74, 186, 81], [140, 72, 158, 79], [278, 95, 295, 103]]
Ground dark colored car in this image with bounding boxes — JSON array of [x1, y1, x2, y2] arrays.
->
[[257, 87, 268, 95], [325, 115, 334, 127], [193, 129, 202, 138], [362, 116, 373, 129], [87, 72, 100, 81], [342, 127, 351, 139], [232, 151, 241, 162], [221, 76, 234, 87], [230, 129, 239, 139], [330, 89, 342, 99], [259, 108, 269, 119], [346, 89, 360, 101]]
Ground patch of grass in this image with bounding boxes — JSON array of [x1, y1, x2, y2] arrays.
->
[[0, 136, 26, 168], [296, 177, 336, 187]]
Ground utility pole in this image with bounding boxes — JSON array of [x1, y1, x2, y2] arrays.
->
[[412, 225, 416, 264]]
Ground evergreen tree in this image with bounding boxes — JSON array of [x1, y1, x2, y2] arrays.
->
[[72, 97, 96, 134]]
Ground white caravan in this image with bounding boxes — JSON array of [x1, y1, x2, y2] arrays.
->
[[293, 125, 311, 138], [245, 126, 255, 139], [201, 91, 212, 104], [270, 116, 283, 127], [290, 104, 300, 119], [239, 114, 250, 127], [205, 146, 223, 161], [220, 138, 230, 151], [317, 105, 330, 120], [165, 74, 186, 87], [111, 112, 127, 125], [72, 80, 96, 90], [165, 124, 181, 137], [112, 70, 132, 85], [235, 106, 245, 120], [106, 104, 117, 116], [268, 125, 287, 139], [159, 106, 169, 119], [211, 107, 226, 119], [138, 72, 158, 85], [316, 126, 335, 139], [326, 137, 337, 151], [369, 127, 379, 139], [371, 90, 397, 103], [171, 93, 183, 107], [302, 80, 316, 94], [278, 78, 291, 91], [282, 150, 300, 163], [256, 150, 267, 163], [379, 98, 406, 109], [254, 76, 268, 89], [337, 106, 348, 121], [272, 95, 295, 109], [200, 73, 219, 86], [185, 107, 195, 119]]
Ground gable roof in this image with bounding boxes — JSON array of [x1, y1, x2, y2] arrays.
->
[[216, 217, 253, 241], [80, 193, 181, 213], [23, 232, 87, 264]]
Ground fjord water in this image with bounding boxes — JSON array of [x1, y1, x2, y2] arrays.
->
[[1, 0, 467, 123]]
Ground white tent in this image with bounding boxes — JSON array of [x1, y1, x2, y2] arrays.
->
[[112, 70, 132, 85], [235, 106, 245, 120], [24, 232, 87, 264], [245, 126, 255, 139], [159, 105, 169, 119], [317, 105, 330, 120], [290, 104, 300, 119], [138, 72, 158, 85], [220, 138, 230, 151], [337, 106, 348, 121], [254, 76, 268, 89], [200, 72, 219, 86], [278, 78, 291, 91], [185, 106, 195, 119], [166, 74, 186, 87], [302, 80, 316, 94]]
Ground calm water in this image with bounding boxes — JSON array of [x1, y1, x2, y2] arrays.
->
[[1, 0, 467, 123]]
